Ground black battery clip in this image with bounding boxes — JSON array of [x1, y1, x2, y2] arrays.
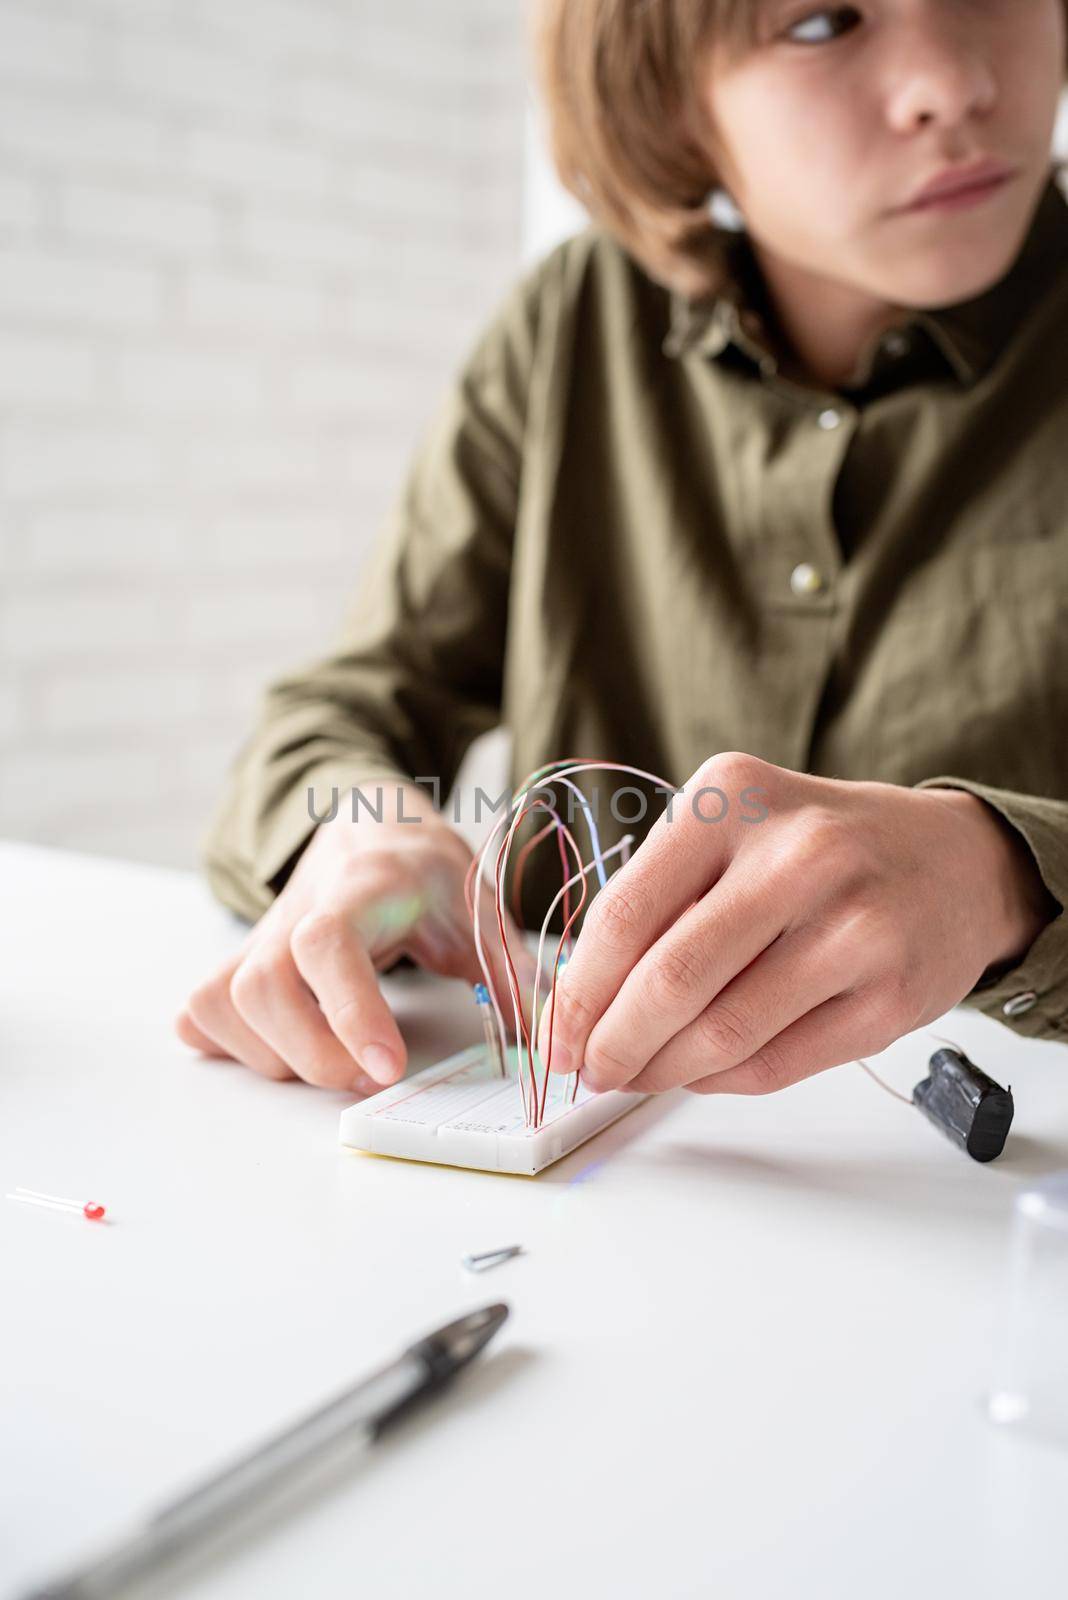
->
[[912, 1045, 1014, 1163]]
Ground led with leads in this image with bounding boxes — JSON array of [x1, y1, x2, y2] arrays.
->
[[7, 1186, 107, 1221], [473, 982, 507, 1078]]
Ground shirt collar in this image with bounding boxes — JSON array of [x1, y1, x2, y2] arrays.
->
[[662, 170, 1068, 388]]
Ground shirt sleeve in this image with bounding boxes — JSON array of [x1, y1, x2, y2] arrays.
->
[[199, 254, 548, 925], [912, 775, 1068, 1041]]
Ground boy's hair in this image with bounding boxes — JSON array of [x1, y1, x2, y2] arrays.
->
[[532, 0, 1068, 303]]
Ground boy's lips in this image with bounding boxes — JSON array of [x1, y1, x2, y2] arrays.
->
[[892, 157, 1019, 215]]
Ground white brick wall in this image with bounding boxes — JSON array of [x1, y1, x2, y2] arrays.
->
[[0, 0, 526, 871]]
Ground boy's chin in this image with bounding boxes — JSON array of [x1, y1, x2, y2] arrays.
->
[[877, 236, 1031, 312], [894, 185, 1048, 308]]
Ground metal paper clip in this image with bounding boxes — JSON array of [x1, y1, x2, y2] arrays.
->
[[461, 1245, 523, 1273]]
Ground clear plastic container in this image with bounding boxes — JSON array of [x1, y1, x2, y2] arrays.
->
[[988, 1171, 1068, 1446]]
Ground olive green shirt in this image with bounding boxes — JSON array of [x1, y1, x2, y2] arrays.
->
[[202, 172, 1068, 1044]]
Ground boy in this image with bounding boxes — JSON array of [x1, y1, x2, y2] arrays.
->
[[178, 0, 1068, 1102]]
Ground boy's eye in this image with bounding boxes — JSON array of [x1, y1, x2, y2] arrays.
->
[[784, 6, 862, 44]]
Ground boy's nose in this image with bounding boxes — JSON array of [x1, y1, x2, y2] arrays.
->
[[885, 19, 997, 135]]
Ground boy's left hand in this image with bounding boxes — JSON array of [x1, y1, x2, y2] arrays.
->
[[536, 752, 1057, 1097]]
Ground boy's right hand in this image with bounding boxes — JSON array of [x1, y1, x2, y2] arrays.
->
[[175, 783, 532, 1093]]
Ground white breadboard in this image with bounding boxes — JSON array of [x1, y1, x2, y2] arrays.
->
[[338, 1043, 647, 1175]]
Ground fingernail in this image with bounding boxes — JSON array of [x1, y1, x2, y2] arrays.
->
[[361, 1044, 399, 1085]]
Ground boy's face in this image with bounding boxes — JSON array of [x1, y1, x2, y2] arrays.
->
[[702, 0, 1065, 308]]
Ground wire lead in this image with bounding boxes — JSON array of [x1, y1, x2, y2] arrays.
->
[[856, 1058, 913, 1107]]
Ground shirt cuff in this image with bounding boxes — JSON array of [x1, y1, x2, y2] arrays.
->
[[912, 775, 1068, 1040], [202, 757, 415, 925]]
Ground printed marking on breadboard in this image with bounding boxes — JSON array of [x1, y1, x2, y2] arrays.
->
[[366, 1056, 591, 1139], [445, 1076, 592, 1136], [374, 1068, 591, 1132], [370, 1062, 503, 1127]]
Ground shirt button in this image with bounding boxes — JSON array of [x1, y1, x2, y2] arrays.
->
[[817, 408, 842, 430], [883, 331, 910, 358], [1002, 991, 1037, 1018], [790, 562, 825, 597]]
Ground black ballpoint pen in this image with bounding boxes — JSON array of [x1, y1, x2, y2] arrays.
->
[[21, 1303, 509, 1600]]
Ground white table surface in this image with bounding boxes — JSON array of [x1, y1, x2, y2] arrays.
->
[[2, 839, 1067, 1599]]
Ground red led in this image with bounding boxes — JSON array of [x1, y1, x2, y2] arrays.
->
[[6, 1188, 109, 1221]]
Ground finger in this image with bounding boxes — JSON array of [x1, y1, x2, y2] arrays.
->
[[369, 935, 416, 973], [174, 1008, 232, 1059], [535, 760, 751, 1078], [372, 907, 534, 1063], [577, 862, 786, 1091], [619, 928, 846, 1094], [404, 897, 485, 981], [288, 906, 408, 1086], [185, 957, 296, 1081], [684, 986, 889, 1097]]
